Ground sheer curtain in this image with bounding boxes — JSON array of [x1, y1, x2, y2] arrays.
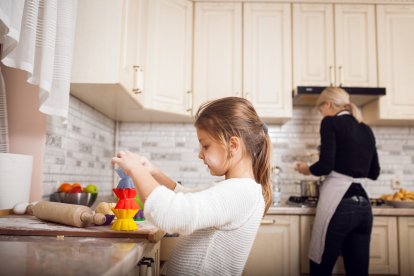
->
[[0, 0, 78, 123]]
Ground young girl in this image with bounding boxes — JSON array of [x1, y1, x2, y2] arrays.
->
[[111, 97, 272, 276], [296, 87, 380, 276]]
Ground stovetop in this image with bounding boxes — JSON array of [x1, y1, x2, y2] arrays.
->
[[286, 196, 386, 208], [287, 196, 318, 208]]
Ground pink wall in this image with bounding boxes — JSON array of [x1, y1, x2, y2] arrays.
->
[[2, 64, 46, 202]]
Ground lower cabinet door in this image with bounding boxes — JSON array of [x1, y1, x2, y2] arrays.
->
[[243, 215, 300, 276], [398, 217, 414, 276]]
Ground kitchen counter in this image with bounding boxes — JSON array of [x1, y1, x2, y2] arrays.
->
[[267, 200, 414, 216], [0, 212, 165, 276], [0, 235, 148, 276]]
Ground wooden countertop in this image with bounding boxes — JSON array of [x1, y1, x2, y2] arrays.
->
[[267, 201, 414, 216], [0, 235, 148, 276]]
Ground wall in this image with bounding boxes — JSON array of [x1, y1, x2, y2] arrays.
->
[[42, 96, 115, 199], [42, 95, 414, 199], [2, 65, 46, 202]]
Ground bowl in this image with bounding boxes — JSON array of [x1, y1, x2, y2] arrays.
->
[[50, 192, 98, 207], [385, 200, 414, 208]]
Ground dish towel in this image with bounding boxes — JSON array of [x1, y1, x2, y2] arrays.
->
[[0, 0, 78, 120]]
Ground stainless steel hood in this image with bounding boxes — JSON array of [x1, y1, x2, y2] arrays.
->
[[292, 86, 386, 106]]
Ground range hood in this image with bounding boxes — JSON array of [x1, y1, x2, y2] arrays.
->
[[293, 86, 386, 106]]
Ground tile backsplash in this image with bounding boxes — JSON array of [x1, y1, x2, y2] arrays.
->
[[42, 97, 115, 199], [43, 96, 414, 199]]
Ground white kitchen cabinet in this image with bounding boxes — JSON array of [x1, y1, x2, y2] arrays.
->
[[243, 3, 292, 120], [193, 2, 242, 112], [363, 5, 414, 124], [140, 0, 193, 115], [243, 215, 300, 276], [398, 217, 414, 276], [126, 241, 161, 276], [71, 0, 193, 122], [293, 4, 377, 88], [193, 2, 292, 123], [71, 0, 124, 86], [300, 216, 399, 275]]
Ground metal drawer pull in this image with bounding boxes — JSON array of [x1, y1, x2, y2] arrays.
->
[[261, 219, 276, 225], [133, 65, 143, 94]]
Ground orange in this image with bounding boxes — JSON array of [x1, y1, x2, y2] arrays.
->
[[58, 183, 72, 192]]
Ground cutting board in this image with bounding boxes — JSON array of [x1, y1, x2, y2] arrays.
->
[[0, 215, 164, 242]]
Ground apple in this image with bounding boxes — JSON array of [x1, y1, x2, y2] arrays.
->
[[84, 184, 98, 194], [68, 186, 83, 193]]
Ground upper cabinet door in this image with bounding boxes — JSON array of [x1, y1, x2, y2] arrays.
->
[[335, 5, 377, 87], [293, 4, 334, 87], [71, 0, 124, 84], [374, 5, 414, 120], [145, 0, 193, 114], [193, 2, 242, 113], [244, 3, 292, 120], [120, 0, 146, 99], [293, 4, 377, 88]]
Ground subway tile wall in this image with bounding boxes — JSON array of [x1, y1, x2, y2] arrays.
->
[[119, 108, 414, 197], [42, 97, 115, 199], [43, 96, 414, 198]]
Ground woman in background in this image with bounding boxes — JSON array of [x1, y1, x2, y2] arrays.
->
[[112, 97, 272, 276], [296, 87, 380, 276]]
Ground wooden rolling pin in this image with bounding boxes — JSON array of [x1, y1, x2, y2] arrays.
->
[[26, 201, 106, 228]]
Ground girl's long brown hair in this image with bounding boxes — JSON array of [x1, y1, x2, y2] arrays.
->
[[194, 97, 272, 214]]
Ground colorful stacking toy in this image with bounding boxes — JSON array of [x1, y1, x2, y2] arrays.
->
[[112, 168, 139, 231], [133, 195, 145, 221]]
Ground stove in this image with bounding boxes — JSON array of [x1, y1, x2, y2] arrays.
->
[[287, 196, 318, 208], [286, 196, 386, 208]]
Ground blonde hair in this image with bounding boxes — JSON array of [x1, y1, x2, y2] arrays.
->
[[194, 97, 272, 214], [316, 87, 363, 123]]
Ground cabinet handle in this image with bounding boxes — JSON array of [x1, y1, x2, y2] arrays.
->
[[261, 219, 276, 225], [244, 92, 249, 100], [186, 90, 193, 113], [133, 65, 143, 94], [338, 66, 343, 87], [329, 66, 334, 87]]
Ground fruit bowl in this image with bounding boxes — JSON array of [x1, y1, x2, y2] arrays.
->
[[385, 200, 414, 208], [50, 192, 98, 207]]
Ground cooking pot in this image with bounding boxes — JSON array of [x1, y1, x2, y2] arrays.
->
[[296, 180, 320, 197]]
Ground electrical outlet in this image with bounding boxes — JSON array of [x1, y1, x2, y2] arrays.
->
[[391, 179, 401, 190]]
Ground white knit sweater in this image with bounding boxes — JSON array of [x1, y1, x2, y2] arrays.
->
[[143, 178, 265, 276]]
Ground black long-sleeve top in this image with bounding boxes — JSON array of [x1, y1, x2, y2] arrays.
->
[[309, 113, 380, 180]]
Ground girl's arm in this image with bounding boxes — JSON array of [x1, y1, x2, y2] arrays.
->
[[139, 156, 177, 190], [150, 168, 177, 190]]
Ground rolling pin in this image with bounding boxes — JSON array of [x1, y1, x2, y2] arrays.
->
[[26, 201, 106, 228]]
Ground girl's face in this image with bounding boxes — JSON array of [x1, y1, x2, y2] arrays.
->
[[196, 128, 230, 176]]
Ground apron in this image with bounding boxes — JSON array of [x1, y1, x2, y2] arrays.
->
[[308, 171, 366, 264]]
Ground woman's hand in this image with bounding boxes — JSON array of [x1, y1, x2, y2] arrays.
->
[[295, 162, 311, 176]]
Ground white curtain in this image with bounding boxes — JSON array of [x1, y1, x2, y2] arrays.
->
[[0, 0, 78, 120]]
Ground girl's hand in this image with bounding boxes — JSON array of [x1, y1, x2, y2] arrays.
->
[[295, 162, 311, 175], [139, 156, 157, 175], [112, 151, 144, 176]]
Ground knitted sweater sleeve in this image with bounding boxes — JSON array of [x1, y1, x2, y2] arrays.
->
[[143, 180, 262, 236]]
